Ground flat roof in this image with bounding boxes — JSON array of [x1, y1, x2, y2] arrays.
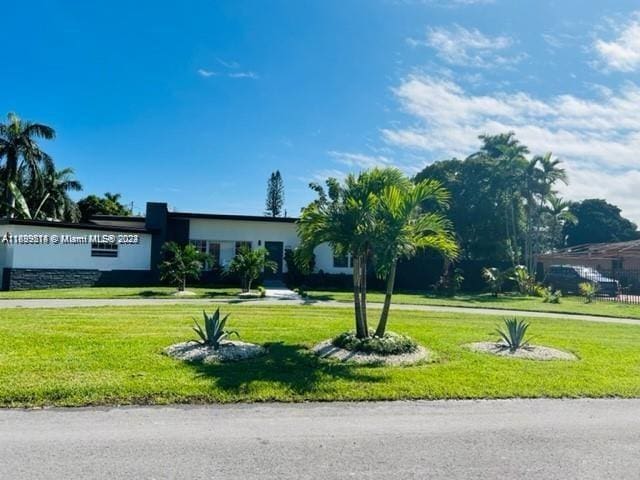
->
[[0, 218, 152, 233], [168, 211, 298, 223]]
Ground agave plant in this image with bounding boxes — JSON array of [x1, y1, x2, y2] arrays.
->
[[495, 317, 530, 352], [192, 308, 239, 349]]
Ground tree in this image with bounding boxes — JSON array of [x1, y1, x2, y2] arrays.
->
[[563, 199, 639, 246], [544, 196, 577, 250], [298, 167, 456, 340], [158, 242, 210, 292], [77, 192, 132, 222], [25, 164, 82, 222], [264, 170, 285, 217], [227, 246, 277, 292], [373, 178, 458, 337], [0, 112, 55, 217]]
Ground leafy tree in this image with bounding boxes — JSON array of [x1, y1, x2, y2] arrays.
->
[[265, 170, 285, 217], [563, 199, 639, 246], [0, 112, 55, 217], [77, 192, 132, 222], [159, 242, 210, 292], [227, 246, 277, 292]]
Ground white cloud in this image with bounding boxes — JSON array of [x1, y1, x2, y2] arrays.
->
[[594, 13, 640, 72], [409, 25, 521, 68], [383, 75, 640, 222], [328, 151, 393, 169], [228, 71, 259, 79], [197, 69, 217, 77]]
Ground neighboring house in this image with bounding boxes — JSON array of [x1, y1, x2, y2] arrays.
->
[[537, 240, 640, 274], [0, 202, 351, 290]]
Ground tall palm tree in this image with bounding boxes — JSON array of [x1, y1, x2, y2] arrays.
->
[[39, 165, 82, 221], [0, 112, 55, 217], [373, 179, 458, 337], [544, 196, 577, 250]]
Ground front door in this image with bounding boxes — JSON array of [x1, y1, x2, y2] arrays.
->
[[264, 241, 284, 280]]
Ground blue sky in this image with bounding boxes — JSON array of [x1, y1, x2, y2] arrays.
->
[[4, 1, 640, 221]]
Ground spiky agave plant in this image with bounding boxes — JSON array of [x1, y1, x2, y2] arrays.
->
[[495, 317, 531, 352], [193, 308, 239, 349]]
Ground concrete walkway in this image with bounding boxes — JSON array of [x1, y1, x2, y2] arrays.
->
[[0, 296, 638, 326], [2, 399, 639, 479]]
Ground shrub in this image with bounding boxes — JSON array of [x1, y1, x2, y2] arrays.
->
[[332, 331, 418, 356], [192, 308, 238, 349], [541, 286, 562, 304], [579, 282, 598, 303], [159, 242, 210, 292], [284, 247, 315, 286], [495, 317, 530, 352], [434, 267, 464, 297], [510, 265, 538, 296], [257, 286, 267, 298], [226, 246, 277, 292], [481, 267, 506, 297]]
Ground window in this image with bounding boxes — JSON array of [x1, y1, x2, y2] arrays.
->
[[91, 241, 118, 258], [235, 241, 251, 256], [190, 239, 207, 254]]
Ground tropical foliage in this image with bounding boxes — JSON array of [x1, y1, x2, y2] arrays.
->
[[192, 308, 238, 349], [496, 317, 531, 352], [481, 267, 507, 297], [297, 167, 458, 340], [77, 192, 132, 222], [332, 330, 418, 355], [159, 242, 210, 291], [227, 246, 277, 292], [0, 112, 83, 221], [579, 282, 598, 303]]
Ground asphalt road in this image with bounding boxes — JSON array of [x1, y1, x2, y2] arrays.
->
[[2, 399, 639, 479]]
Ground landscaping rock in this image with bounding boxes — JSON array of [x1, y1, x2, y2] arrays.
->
[[164, 340, 266, 363], [172, 290, 197, 297], [464, 342, 577, 361], [312, 339, 431, 366]]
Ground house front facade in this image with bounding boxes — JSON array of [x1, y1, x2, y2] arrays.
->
[[0, 202, 351, 290]]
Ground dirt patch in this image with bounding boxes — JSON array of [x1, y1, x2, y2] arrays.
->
[[164, 340, 266, 363], [312, 339, 431, 366], [464, 342, 577, 361]]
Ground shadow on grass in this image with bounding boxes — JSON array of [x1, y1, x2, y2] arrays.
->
[[189, 342, 381, 394]]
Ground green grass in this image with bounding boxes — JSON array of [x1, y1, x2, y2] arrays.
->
[[305, 289, 640, 319], [0, 285, 241, 299], [1, 304, 639, 407]]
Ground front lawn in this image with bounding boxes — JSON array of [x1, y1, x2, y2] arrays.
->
[[0, 285, 241, 299], [1, 304, 639, 407], [305, 289, 640, 319]]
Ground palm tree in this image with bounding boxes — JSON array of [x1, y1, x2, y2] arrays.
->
[[298, 169, 406, 339], [545, 196, 577, 250], [40, 166, 82, 221], [159, 242, 210, 292], [0, 113, 55, 217], [227, 246, 277, 292], [373, 179, 458, 337]]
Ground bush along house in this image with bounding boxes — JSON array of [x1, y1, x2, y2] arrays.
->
[[0, 202, 352, 290]]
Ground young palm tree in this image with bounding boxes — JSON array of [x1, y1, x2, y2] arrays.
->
[[227, 246, 277, 292], [373, 179, 458, 337], [23, 164, 82, 221], [0, 112, 55, 217], [544, 196, 577, 250], [159, 242, 210, 292]]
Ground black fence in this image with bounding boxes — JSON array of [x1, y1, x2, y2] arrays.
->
[[546, 266, 640, 305]]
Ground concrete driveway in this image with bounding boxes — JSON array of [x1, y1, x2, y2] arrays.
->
[[2, 399, 639, 479]]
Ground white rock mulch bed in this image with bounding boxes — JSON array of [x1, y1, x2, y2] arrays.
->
[[164, 340, 266, 363], [312, 340, 431, 366], [464, 342, 576, 361], [172, 290, 197, 297]]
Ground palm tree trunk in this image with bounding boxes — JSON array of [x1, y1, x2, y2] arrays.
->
[[352, 255, 365, 338], [5, 152, 17, 218], [375, 258, 397, 337], [360, 253, 368, 336]]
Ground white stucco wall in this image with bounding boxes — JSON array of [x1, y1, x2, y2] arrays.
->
[[1, 225, 152, 271], [187, 218, 352, 274]]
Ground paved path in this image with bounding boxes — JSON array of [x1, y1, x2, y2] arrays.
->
[[0, 296, 639, 325], [2, 399, 639, 479]]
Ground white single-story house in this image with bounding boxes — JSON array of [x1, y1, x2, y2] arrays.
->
[[0, 202, 351, 290]]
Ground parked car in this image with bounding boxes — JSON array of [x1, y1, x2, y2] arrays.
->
[[544, 265, 619, 296]]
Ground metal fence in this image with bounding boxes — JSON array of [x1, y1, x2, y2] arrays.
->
[[573, 268, 640, 305]]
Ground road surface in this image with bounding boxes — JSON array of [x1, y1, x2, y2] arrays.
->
[[2, 399, 639, 479]]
